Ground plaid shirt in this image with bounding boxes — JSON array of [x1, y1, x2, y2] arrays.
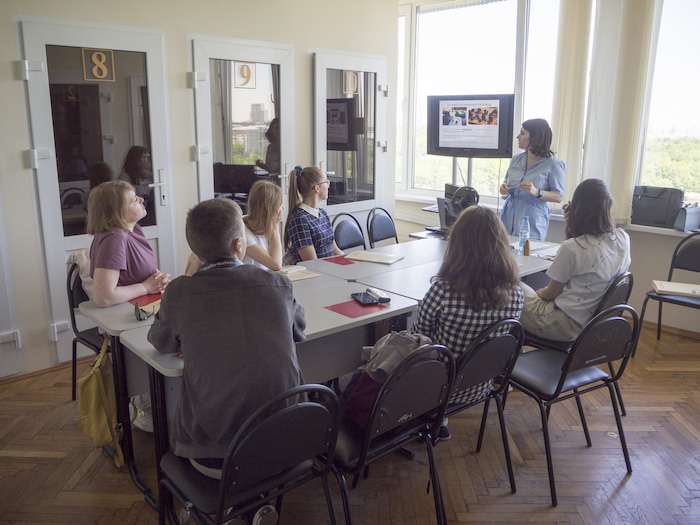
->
[[412, 280, 524, 405], [284, 207, 334, 265]]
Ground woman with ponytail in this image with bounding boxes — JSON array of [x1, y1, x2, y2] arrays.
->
[[283, 166, 342, 264]]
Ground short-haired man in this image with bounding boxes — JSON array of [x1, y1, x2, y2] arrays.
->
[[148, 198, 305, 483]]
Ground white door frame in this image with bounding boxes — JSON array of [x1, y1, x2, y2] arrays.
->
[[189, 34, 295, 202], [18, 15, 177, 363]]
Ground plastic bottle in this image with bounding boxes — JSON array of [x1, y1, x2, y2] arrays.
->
[[518, 216, 530, 255]]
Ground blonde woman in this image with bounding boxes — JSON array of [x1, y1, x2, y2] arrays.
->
[[242, 181, 284, 271]]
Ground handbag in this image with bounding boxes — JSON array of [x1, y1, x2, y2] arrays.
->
[[631, 186, 684, 228], [76, 334, 125, 468], [673, 204, 700, 232]]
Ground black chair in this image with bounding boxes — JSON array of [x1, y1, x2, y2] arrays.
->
[[523, 271, 633, 415], [67, 262, 104, 401], [332, 212, 366, 251], [506, 305, 639, 507], [333, 344, 455, 525], [366, 207, 398, 248], [159, 384, 350, 525], [444, 319, 524, 494], [639, 231, 700, 340]]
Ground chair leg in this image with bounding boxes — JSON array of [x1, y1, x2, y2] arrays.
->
[[539, 402, 558, 507], [573, 389, 592, 447], [608, 362, 627, 416], [71, 339, 78, 401], [476, 397, 491, 453], [321, 475, 339, 525], [494, 394, 516, 493], [332, 466, 353, 525], [657, 301, 663, 340], [608, 383, 633, 474], [423, 433, 448, 525]]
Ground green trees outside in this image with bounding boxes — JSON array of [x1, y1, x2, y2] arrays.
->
[[642, 137, 700, 199]]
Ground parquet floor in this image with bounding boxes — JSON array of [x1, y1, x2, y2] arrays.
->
[[1, 325, 700, 524]]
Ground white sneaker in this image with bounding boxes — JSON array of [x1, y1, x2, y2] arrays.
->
[[252, 504, 278, 525], [129, 393, 153, 433]]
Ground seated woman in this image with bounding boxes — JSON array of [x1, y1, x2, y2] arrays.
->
[[519, 178, 631, 341], [243, 181, 284, 271], [87, 180, 169, 308], [411, 206, 524, 439], [283, 166, 342, 264]]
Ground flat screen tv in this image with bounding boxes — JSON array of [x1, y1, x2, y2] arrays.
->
[[427, 94, 515, 158]]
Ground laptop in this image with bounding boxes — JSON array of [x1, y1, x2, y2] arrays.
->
[[425, 197, 454, 237]]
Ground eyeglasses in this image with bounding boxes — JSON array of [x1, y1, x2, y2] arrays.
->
[[134, 302, 153, 321], [316, 180, 330, 187]]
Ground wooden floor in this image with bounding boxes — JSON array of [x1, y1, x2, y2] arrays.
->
[[1, 325, 700, 524]]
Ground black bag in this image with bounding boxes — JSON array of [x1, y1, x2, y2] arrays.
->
[[631, 186, 684, 229], [673, 205, 700, 232]]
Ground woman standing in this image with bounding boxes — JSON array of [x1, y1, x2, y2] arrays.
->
[[519, 178, 631, 341], [499, 118, 565, 241], [283, 166, 342, 264], [87, 180, 169, 308]]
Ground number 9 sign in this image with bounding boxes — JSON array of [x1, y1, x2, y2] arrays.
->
[[234, 61, 256, 89]]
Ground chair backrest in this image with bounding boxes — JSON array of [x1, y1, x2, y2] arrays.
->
[[559, 305, 639, 394], [217, 384, 340, 519], [365, 344, 455, 441], [332, 212, 366, 251], [367, 207, 398, 248], [67, 262, 89, 336], [594, 271, 633, 316], [669, 231, 700, 278], [452, 319, 524, 399]]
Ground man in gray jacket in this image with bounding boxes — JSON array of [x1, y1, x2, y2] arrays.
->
[[148, 197, 305, 481]]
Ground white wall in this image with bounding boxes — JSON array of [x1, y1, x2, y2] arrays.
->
[[0, 0, 399, 375]]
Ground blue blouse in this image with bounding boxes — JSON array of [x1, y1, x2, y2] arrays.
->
[[500, 152, 565, 241], [284, 206, 335, 265]]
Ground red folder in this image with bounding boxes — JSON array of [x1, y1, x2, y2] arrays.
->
[[325, 300, 387, 319]]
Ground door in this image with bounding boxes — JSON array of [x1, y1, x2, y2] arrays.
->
[[19, 16, 177, 364], [190, 35, 295, 204]]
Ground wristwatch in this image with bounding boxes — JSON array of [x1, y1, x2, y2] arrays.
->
[[537, 188, 543, 198]]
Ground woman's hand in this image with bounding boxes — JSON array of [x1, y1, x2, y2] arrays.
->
[[499, 183, 510, 196], [562, 200, 571, 220], [143, 270, 169, 294], [518, 181, 539, 197]]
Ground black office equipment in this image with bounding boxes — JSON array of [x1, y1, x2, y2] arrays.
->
[[631, 186, 684, 229], [213, 163, 258, 195]]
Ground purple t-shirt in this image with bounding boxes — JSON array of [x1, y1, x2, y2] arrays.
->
[[90, 224, 158, 286]]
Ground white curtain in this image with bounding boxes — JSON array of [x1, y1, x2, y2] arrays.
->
[[581, 0, 660, 222]]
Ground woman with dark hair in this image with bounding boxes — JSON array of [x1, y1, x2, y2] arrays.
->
[[519, 178, 631, 341], [499, 118, 565, 240], [283, 165, 342, 265], [255, 118, 280, 175], [412, 206, 524, 437]]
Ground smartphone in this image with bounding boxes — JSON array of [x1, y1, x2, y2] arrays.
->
[[351, 292, 379, 306]]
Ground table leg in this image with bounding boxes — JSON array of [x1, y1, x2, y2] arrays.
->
[[110, 335, 157, 509], [148, 367, 177, 525]]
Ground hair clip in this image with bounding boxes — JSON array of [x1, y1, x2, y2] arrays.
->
[[295, 166, 303, 178]]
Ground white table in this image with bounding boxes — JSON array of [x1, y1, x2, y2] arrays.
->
[[356, 254, 553, 304], [300, 237, 446, 281], [78, 299, 156, 508]]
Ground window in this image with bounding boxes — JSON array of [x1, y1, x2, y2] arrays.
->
[[397, 0, 560, 204], [641, 0, 700, 204]]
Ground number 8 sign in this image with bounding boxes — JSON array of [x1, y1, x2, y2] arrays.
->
[[81, 48, 115, 82], [234, 61, 256, 89]]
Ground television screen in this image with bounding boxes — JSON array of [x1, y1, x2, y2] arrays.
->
[[427, 94, 515, 158]]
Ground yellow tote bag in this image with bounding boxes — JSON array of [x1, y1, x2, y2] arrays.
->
[[76, 334, 124, 468]]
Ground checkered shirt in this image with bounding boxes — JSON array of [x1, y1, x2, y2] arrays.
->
[[284, 207, 335, 265], [411, 280, 524, 405]]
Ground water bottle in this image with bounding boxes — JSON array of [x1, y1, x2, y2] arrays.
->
[[518, 216, 530, 255]]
